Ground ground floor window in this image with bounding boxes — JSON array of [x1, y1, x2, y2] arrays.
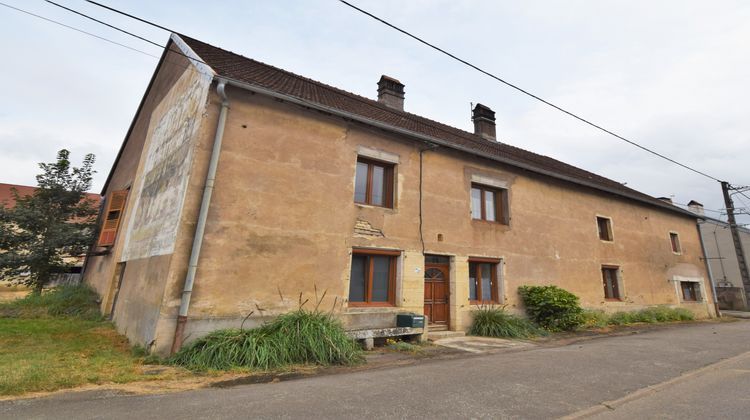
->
[[602, 266, 621, 300], [469, 259, 499, 303], [349, 249, 398, 306], [681, 281, 701, 302]]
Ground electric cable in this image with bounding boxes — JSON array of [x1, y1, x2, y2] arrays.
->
[[336, 0, 724, 183], [0, 1, 158, 58]]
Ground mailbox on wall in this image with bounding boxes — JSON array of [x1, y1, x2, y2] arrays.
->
[[396, 313, 425, 328]]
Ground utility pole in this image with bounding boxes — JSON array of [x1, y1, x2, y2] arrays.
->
[[721, 181, 750, 307]]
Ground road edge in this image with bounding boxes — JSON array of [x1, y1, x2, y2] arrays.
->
[[560, 349, 750, 419]]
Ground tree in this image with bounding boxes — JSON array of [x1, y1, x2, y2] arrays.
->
[[0, 150, 99, 294]]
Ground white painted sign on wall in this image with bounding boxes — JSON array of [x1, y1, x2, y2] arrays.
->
[[122, 68, 211, 261]]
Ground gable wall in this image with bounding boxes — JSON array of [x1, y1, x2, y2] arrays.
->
[[83, 44, 215, 350]]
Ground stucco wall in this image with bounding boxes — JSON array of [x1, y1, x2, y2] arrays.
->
[[83, 44, 214, 349], [173, 87, 713, 343]]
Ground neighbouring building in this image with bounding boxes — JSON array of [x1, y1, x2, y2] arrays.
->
[[0, 182, 101, 285], [688, 200, 750, 310], [83, 34, 716, 355]]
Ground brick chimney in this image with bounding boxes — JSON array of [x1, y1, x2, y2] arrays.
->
[[472, 103, 496, 141], [377, 75, 405, 111], [688, 200, 705, 216], [657, 197, 673, 204]]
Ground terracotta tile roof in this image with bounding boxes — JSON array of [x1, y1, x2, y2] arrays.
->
[[0, 183, 101, 209], [178, 35, 695, 218]]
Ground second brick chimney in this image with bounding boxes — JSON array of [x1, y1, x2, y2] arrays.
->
[[377, 75, 405, 111], [472, 103, 496, 141], [688, 200, 705, 216]]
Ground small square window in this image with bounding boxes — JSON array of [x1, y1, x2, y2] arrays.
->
[[670, 232, 681, 254], [602, 266, 621, 300], [680, 281, 701, 301], [469, 259, 500, 303], [471, 184, 508, 224], [597, 217, 613, 241], [354, 158, 394, 208]]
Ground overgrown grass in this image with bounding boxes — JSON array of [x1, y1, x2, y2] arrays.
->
[[0, 318, 168, 395], [169, 309, 363, 371], [385, 338, 424, 353], [469, 306, 543, 339], [0, 284, 101, 320], [580, 310, 610, 329], [607, 307, 694, 325], [0, 284, 180, 395], [580, 306, 695, 328]]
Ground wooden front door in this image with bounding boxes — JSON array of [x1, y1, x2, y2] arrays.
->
[[424, 263, 450, 327]]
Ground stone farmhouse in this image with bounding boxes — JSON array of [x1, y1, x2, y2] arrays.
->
[[83, 34, 715, 355]]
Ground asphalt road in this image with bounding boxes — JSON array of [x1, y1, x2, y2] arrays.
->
[[3, 320, 750, 419]]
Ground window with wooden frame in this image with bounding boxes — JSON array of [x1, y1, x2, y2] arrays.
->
[[348, 249, 398, 306], [602, 266, 621, 300], [469, 258, 500, 303], [354, 157, 394, 208], [669, 232, 682, 254], [470, 184, 508, 224], [97, 190, 128, 247], [596, 216, 613, 241], [680, 281, 701, 302]]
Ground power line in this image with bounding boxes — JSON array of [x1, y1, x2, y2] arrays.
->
[[85, 0, 176, 34], [0, 1, 158, 58], [28, 0, 748, 189], [44, 0, 162, 48], [39, 0, 209, 67], [337, 0, 724, 183], [672, 202, 724, 214]]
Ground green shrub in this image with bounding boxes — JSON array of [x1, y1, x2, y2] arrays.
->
[[469, 306, 542, 338], [169, 309, 363, 371], [518, 285, 584, 331], [580, 310, 609, 328], [608, 307, 694, 325], [0, 284, 101, 320]]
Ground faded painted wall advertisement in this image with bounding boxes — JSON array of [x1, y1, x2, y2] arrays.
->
[[122, 68, 211, 261]]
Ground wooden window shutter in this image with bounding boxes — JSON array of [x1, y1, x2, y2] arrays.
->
[[97, 190, 128, 247]]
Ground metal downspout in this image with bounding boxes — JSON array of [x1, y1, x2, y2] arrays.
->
[[697, 221, 721, 317], [171, 79, 229, 354]]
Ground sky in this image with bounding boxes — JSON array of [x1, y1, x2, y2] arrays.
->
[[0, 0, 749, 224]]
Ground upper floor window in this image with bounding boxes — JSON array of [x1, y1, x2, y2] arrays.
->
[[596, 216, 613, 241], [97, 190, 128, 247], [471, 184, 508, 224], [354, 157, 394, 208], [669, 232, 681, 254]]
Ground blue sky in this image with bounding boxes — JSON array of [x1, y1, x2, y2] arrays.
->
[[1, 0, 749, 222]]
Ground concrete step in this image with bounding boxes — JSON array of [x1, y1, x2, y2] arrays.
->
[[427, 330, 466, 340]]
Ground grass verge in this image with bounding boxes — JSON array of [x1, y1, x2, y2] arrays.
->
[[0, 285, 181, 396], [581, 306, 695, 328], [0, 284, 101, 320], [169, 309, 364, 371]]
